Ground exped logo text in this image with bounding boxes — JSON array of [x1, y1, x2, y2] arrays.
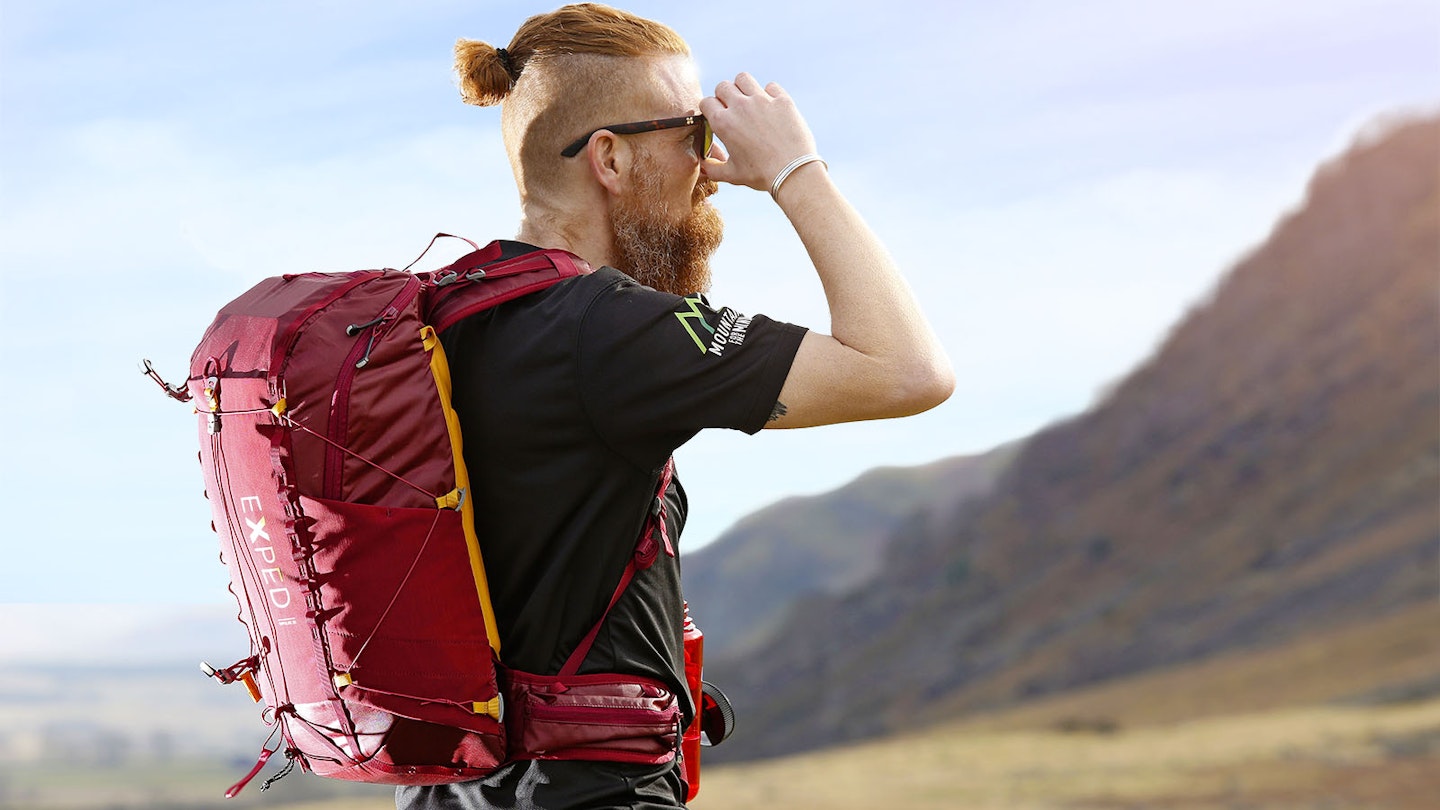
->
[[239, 495, 297, 624]]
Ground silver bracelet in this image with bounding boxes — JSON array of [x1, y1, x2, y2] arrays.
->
[[769, 153, 827, 201]]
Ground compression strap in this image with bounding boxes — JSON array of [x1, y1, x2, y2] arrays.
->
[[558, 458, 676, 677]]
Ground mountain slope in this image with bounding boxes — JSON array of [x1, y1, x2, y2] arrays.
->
[[682, 445, 1018, 657], [708, 115, 1440, 762]]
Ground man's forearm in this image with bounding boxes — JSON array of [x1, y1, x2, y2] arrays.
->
[[778, 167, 947, 379], [700, 72, 955, 427], [774, 166, 954, 419]]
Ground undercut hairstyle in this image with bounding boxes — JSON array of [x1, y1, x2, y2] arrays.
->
[[454, 3, 692, 198]]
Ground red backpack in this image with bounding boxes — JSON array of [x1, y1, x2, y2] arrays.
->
[[146, 237, 691, 796]]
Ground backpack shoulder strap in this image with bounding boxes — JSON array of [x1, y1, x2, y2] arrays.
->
[[424, 242, 589, 333], [558, 458, 676, 677]]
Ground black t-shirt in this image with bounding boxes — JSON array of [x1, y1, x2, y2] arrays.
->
[[400, 243, 805, 808], [441, 241, 806, 706]]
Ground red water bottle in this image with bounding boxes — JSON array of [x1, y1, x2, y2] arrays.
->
[[681, 601, 703, 801]]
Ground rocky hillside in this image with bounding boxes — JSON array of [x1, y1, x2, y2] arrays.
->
[[701, 115, 1440, 762]]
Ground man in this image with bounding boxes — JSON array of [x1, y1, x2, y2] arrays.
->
[[398, 4, 953, 809]]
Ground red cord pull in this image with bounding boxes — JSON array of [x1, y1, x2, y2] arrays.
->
[[224, 744, 276, 798]]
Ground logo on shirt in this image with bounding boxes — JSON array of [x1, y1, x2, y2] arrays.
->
[[674, 296, 714, 354], [674, 296, 752, 356], [707, 309, 752, 357]]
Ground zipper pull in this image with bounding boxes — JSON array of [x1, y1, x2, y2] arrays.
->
[[350, 307, 399, 369], [345, 314, 385, 336]]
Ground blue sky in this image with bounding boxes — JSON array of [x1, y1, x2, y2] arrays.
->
[[1, 0, 1436, 626]]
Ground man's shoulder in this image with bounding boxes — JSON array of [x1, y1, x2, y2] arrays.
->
[[542, 264, 684, 323], [478, 243, 709, 340], [533, 266, 658, 327]]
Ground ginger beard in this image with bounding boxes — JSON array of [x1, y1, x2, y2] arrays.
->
[[610, 148, 723, 296]]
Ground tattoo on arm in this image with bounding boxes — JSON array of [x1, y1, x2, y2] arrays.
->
[[768, 400, 788, 422]]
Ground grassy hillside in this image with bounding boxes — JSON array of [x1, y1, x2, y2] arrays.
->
[[694, 698, 1440, 810], [694, 602, 1440, 810]]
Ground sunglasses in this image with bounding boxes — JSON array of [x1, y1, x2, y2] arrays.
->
[[560, 114, 713, 159]]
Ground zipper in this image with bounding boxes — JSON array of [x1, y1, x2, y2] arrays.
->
[[526, 703, 677, 727], [322, 276, 422, 500], [270, 271, 382, 378]]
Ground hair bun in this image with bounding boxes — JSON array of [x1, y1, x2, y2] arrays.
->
[[455, 39, 517, 107]]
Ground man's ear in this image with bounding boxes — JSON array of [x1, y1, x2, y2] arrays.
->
[[587, 132, 631, 197]]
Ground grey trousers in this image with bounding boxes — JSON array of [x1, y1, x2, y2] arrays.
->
[[395, 759, 686, 810]]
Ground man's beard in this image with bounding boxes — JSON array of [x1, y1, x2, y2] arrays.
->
[[610, 150, 723, 296]]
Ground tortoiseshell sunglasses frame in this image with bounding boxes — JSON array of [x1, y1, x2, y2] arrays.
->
[[559, 115, 712, 158]]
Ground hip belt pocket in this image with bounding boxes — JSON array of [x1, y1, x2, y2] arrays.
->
[[504, 669, 681, 764]]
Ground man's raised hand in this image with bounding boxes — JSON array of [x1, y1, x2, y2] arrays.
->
[[699, 73, 818, 191]]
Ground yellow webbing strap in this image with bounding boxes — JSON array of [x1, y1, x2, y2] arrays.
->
[[473, 695, 503, 721], [421, 325, 502, 656]]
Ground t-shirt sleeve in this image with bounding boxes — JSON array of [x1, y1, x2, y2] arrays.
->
[[577, 272, 807, 468]]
